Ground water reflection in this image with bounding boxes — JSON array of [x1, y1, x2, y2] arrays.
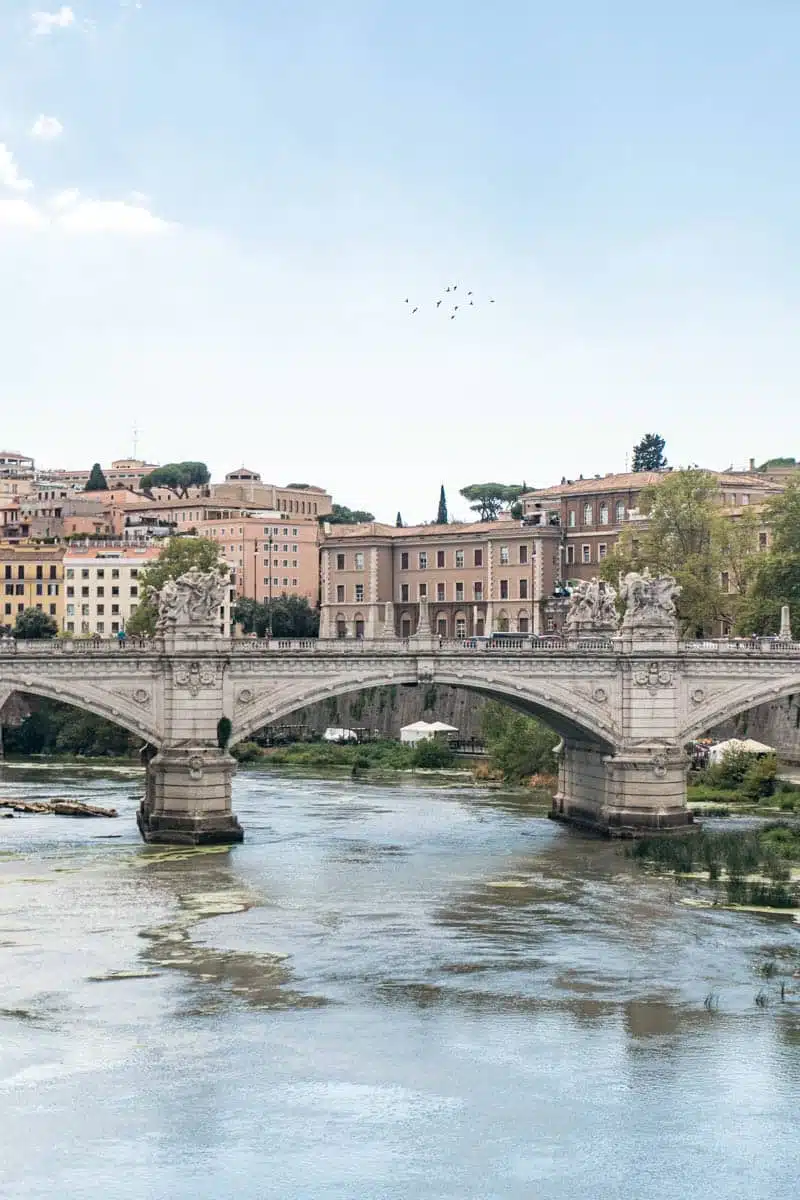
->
[[0, 764, 799, 1200]]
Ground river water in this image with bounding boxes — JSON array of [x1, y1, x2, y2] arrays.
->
[[0, 764, 798, 1199]]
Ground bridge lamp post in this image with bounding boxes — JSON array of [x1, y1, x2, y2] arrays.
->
[[267, 535, 274, 639]]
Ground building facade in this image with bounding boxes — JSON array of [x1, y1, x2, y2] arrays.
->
[[197, 511, 321, 607], [62, 546, 160, 636], [319, 520, 561, 639], [0, 544, 65, 628]]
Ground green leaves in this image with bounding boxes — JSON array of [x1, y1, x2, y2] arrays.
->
[[139, 462, 210, 497], [458, 483, 524, 522], [13, 608, 58, 639], [126, 536, 226, 636], [631, 433, 667, 472]]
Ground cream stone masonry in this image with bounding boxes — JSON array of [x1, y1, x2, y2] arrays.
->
[[2, 576, 800, 843]]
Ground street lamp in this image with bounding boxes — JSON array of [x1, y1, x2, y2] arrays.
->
[[267, 535, 274, 639]]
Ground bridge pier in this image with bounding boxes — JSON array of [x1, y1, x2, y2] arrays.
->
[[552, 738, 693, 837], [137, 746, 243, 845]]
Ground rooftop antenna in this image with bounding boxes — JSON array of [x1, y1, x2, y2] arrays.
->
[[132, 423, 140, 459], [624, 451, 629, 472]]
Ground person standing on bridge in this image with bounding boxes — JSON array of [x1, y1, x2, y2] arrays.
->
[[117, 628, 127, 648]]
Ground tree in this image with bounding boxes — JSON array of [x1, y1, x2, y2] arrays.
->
[[139, 462, 210, 497], [600, 469, 725, 636], [632, 433, 667, 472], [480, 702, 559, 783], [13, 608, 58, 639], [396, 512, 403, 527], [757, 457, 796, 471], [126, 537, 227, 636], [324, 504, 375, 525], [737, 484, 800, 633], [233, 594, 319, 638], [85, 463, 108, 492], [436, 485, 448, 525], [459, 483, 524, 522]]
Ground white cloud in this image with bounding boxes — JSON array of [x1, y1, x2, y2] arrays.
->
[[57, 199, 171, 234], [31, 6, 75, 36], [0, 188, 171, 234], [0, 144, 33, 192], [31, 115, 64, 140]]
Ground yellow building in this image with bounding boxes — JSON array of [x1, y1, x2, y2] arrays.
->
[[0, 543, 65, 630]]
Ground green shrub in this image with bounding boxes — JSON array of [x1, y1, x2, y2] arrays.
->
[[217, 716, 232, 749], [706, 747, 757, 789], [480, 702, 559, 783], [411, 739, 455, 769], [232, 741, 262, 762], [741, 754, 777, 800]]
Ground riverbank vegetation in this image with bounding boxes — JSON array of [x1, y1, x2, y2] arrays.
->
[[3, 700, 140, 758], [628, 825, 800, 909], [687, 748, 800, 814], [232, 737, 457, 771], [480, 703, 560, 784]]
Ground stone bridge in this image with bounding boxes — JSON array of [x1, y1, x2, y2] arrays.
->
[[0, 570, 798, 843]]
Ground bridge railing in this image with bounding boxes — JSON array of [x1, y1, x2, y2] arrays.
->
[[679, 638, 800, 654]]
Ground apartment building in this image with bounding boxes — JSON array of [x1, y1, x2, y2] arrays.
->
[[319, 520, 561, 639], [44, 458, 161, 491], [0, 544, 65, 628], [62, 546, 160, 636], [210, 468, 332, 518], [0, 451, 35, 479], [197, 511, 321, 606], [521, 470, 783, 582]]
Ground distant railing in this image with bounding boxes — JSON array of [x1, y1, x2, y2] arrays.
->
[[4, 634, 800, 659]]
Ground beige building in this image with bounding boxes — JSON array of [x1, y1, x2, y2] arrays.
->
[[319, 520, 560, 639], [197, 511, 321, 607], [45, 458, 162, 491], [209, 468, 332, 518], [1, 543, 65, 629], [0, 451, 35, 479], [62, 546, 161, 636]]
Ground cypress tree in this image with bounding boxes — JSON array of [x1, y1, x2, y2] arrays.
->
[[85, 463, 108, 491], [395, 511, 403, 527], [436, 485, 448, 524]]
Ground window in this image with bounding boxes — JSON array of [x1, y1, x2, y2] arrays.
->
[[336, 553, 345, 570], [81, 604, 90, 617], [455, 617, 466, 638], [436, 550, 445, 568], [3, 584, 11, 596], [293, 528, 298, 536], [455, 582, 464, 602], [497, 546, 509, 566], [112, 586, 119, 596], [741, 494, 750, 506], [615, 501, 625, 523], [568, 510, 576, 528], [437, 617, 447, 636], [583, 503, 593, 525], [36, 565, 43, 579], [82, 568, 89, 579], [519, 579, 528, 599], [111, 622, 120, 633], [598, 544, 607, 560], [292, 545, 298, 553], [66, 604, 75, 617], [518, 615, 529, 633], [566, 545, 575, 565], [49, 565, 57, 579], [721, 571, 730, 593], [400, 551, 409, 570], [130, 569, 139, 579], [519, 545, 528, 565], [354, 552, 364, 571], [437, 582, 445, 601], [355, 584, 364, 602], [36, 583, 43, 596], [419, 583, 428, 599], [336, 584, 345, 602], [455, 550, 464, 568], [419, 551, 428, 569], [599, 504, 609, 525], [67, 622, 74, 632], [474, 581, 483, 599], [111, 604, 120, 615], [96, 568, 105, 579], [283, 544, 288, 553], [130, 586, 138, 597], [66, 586, 74, 597], [474, 549, 483, 567], [96, 586, 104, 597], [111, 568, 119, 579], [499, 579, 509, 599], [401, 583, 410, 602], [81, 586, 89, 597], [582, 544, 591, 563], [47, 583, 58, 596], [2, 566, 9, 580], [17, 566, 24, 579], [759, 531, 768, 549], [283, 578, 289, 587], [97, 604, 105, 615]]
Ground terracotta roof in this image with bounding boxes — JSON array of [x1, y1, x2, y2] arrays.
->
[[322, 519, 535, 541], [523, 469, 781, 499]]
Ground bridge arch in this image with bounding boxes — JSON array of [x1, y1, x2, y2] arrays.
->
[[679, 672, 800, 746], [0, 676, 161, 747], [230, 668, 618, 752]]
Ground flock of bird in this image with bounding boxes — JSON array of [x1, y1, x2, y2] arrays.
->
[[404, 285, 495, 319]]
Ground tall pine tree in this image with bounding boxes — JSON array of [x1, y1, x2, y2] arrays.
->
[[395, 512, 403, 527], [85, 463, 108, 491], [436, 485, 448, 524]]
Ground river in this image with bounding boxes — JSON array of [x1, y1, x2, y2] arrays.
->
[[1, 764, 798, 1199]]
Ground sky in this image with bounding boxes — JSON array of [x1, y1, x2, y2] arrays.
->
[[1, 1, 799, 523]]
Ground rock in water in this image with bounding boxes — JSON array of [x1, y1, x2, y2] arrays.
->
[[0, 800, 117, 818]]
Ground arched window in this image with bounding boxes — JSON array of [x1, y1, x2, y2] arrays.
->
[[454, 612, 467, 639], [583, 503, 593, 525], [436, 611, 448, 637], [354, 613, 365, 639], [615, 500, 625, 523], [518, 609, 530, 634], [335, 615, 347, 639], [599, 503, 609, 525]]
